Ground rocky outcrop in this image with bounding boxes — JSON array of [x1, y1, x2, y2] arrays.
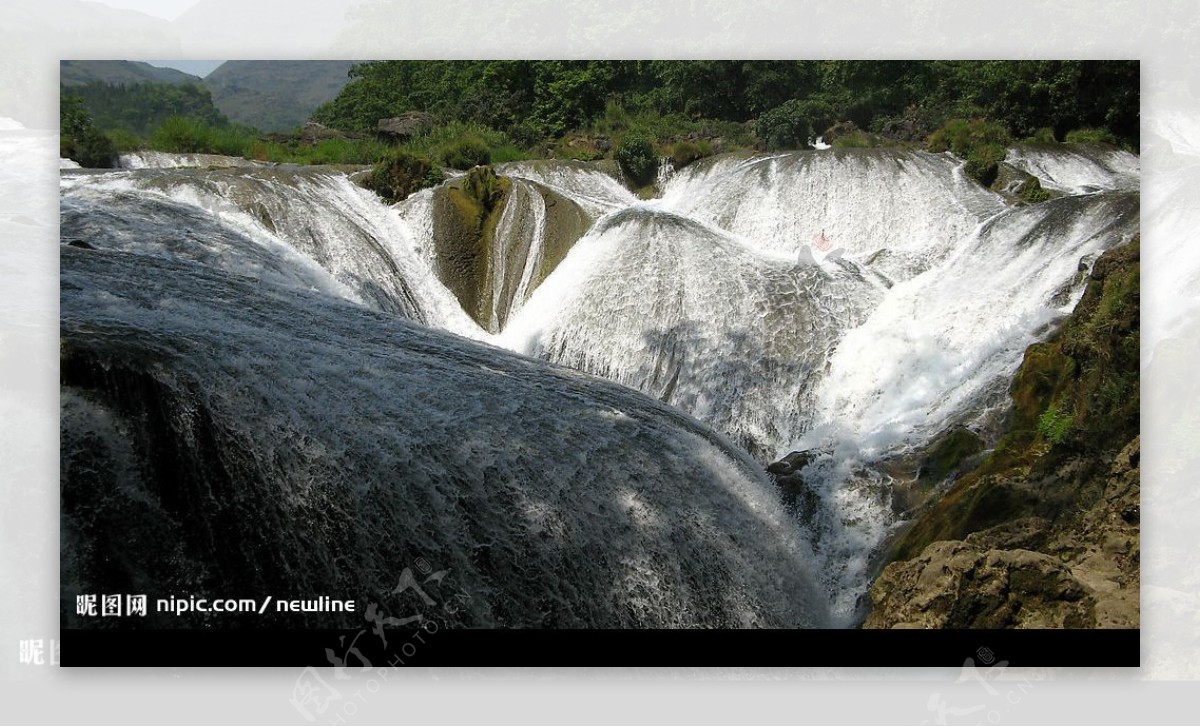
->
[[821, 121, 861, 145], [431, 166, 512, 327], [766, 449, 824, 521], [297, 121, 346, 144], [866, 435, 1139, 628], [866, 237, 1140, 629], [428, 165, 590, 332], [377, 112, 435, 141]]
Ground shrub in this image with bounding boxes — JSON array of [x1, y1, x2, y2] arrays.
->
[[206, 126, 252, 158], [488, 144, 527, 164], [756, 98, 837, 150], [1065, 127, 1117, 145], [670, 139, 712, 168], [928, 118, 1011, 186], [438, 135, 491, 169], [831, 131, 873, 148], [362, 151, 443, 203], [104, 128, 143, 151], [62, 130, 118, 168], [964, 142, 1007, 187], [615, 134, 658, 186], [60, 95, 117, 168], [150, 115, 213, 154], [927, 118, 1011, 157], [596, 100, 633, 135]]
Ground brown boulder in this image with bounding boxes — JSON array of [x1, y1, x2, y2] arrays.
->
[[377, 112, 436, 140]]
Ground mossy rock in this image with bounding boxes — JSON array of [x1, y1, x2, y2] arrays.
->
[[886, 236, 1140, 563], [533, 184, 590, 285], [361, 151, 442, 203], [917, 427, 984, 487], [432, 166, 512, 327]]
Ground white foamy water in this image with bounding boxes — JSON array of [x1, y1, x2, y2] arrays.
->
[[117, 150, 271, 170], [61, 146, 1139, 624], [61, 246, 828, 628], [61, 166, 482, 339], [1005, 144, 1140, 195], [655, 150, 1005, 282]]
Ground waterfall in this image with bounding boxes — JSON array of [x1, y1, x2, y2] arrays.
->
[[61, 245, 828, 629], [1004, 144, 1140, 195], [61, 145, 1139, 626], [499, 206, 883, 461], [60, 166, 483, 339]]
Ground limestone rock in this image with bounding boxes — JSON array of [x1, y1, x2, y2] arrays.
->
[[865, 541, 1095, 629]]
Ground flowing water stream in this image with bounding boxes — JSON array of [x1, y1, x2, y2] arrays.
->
[[60, 145, 1139, 625]]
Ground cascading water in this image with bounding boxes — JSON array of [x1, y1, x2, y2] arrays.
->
[[655, 150, 1006, 282], [1004, 144, 1140, 195], [61, 144, 1138, 627], [499, 206, 882, 462], [61, 166, 483, 338], [61, 246, 828, 628]]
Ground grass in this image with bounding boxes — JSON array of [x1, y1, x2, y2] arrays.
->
[[1065, 128, 1118, 145]]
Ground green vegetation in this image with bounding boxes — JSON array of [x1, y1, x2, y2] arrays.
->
[[361, 151, 443, 204], [615, 135, 658, 186], [67, 80, 228, 136], [1065, 127, 1118, 145], [149, 115, 250, 156], [831, 130, 878, 148], [312, 61, 1136, 150], [438, 135, 491, 169], [61, 61, 1138, 198], [1037, 402, 1074, 445], [1018, 176, 1053, 204], [1025, 127, 1058, 144], [60, 60, 200, 88], [757, 98, 837, 150], [927, 118, 1012, 186], [60, 95, 117, 168], [670, 139, 713, 168]]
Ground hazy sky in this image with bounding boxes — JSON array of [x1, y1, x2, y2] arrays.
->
[[83, 0, 201, 20], [143, 60, 226, 77]]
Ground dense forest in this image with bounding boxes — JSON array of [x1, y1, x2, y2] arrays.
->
[[66, 81, 230, 137], [312, 60, 1138, 147]]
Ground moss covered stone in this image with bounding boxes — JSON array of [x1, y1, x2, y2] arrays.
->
[[918, 426, 984, 487], [886, 235, 1140, 563], [431, 166, 512, 327]]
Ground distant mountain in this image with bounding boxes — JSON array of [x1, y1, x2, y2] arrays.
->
[[203, 60, 358, 133], [60, 60, 201, 87]]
